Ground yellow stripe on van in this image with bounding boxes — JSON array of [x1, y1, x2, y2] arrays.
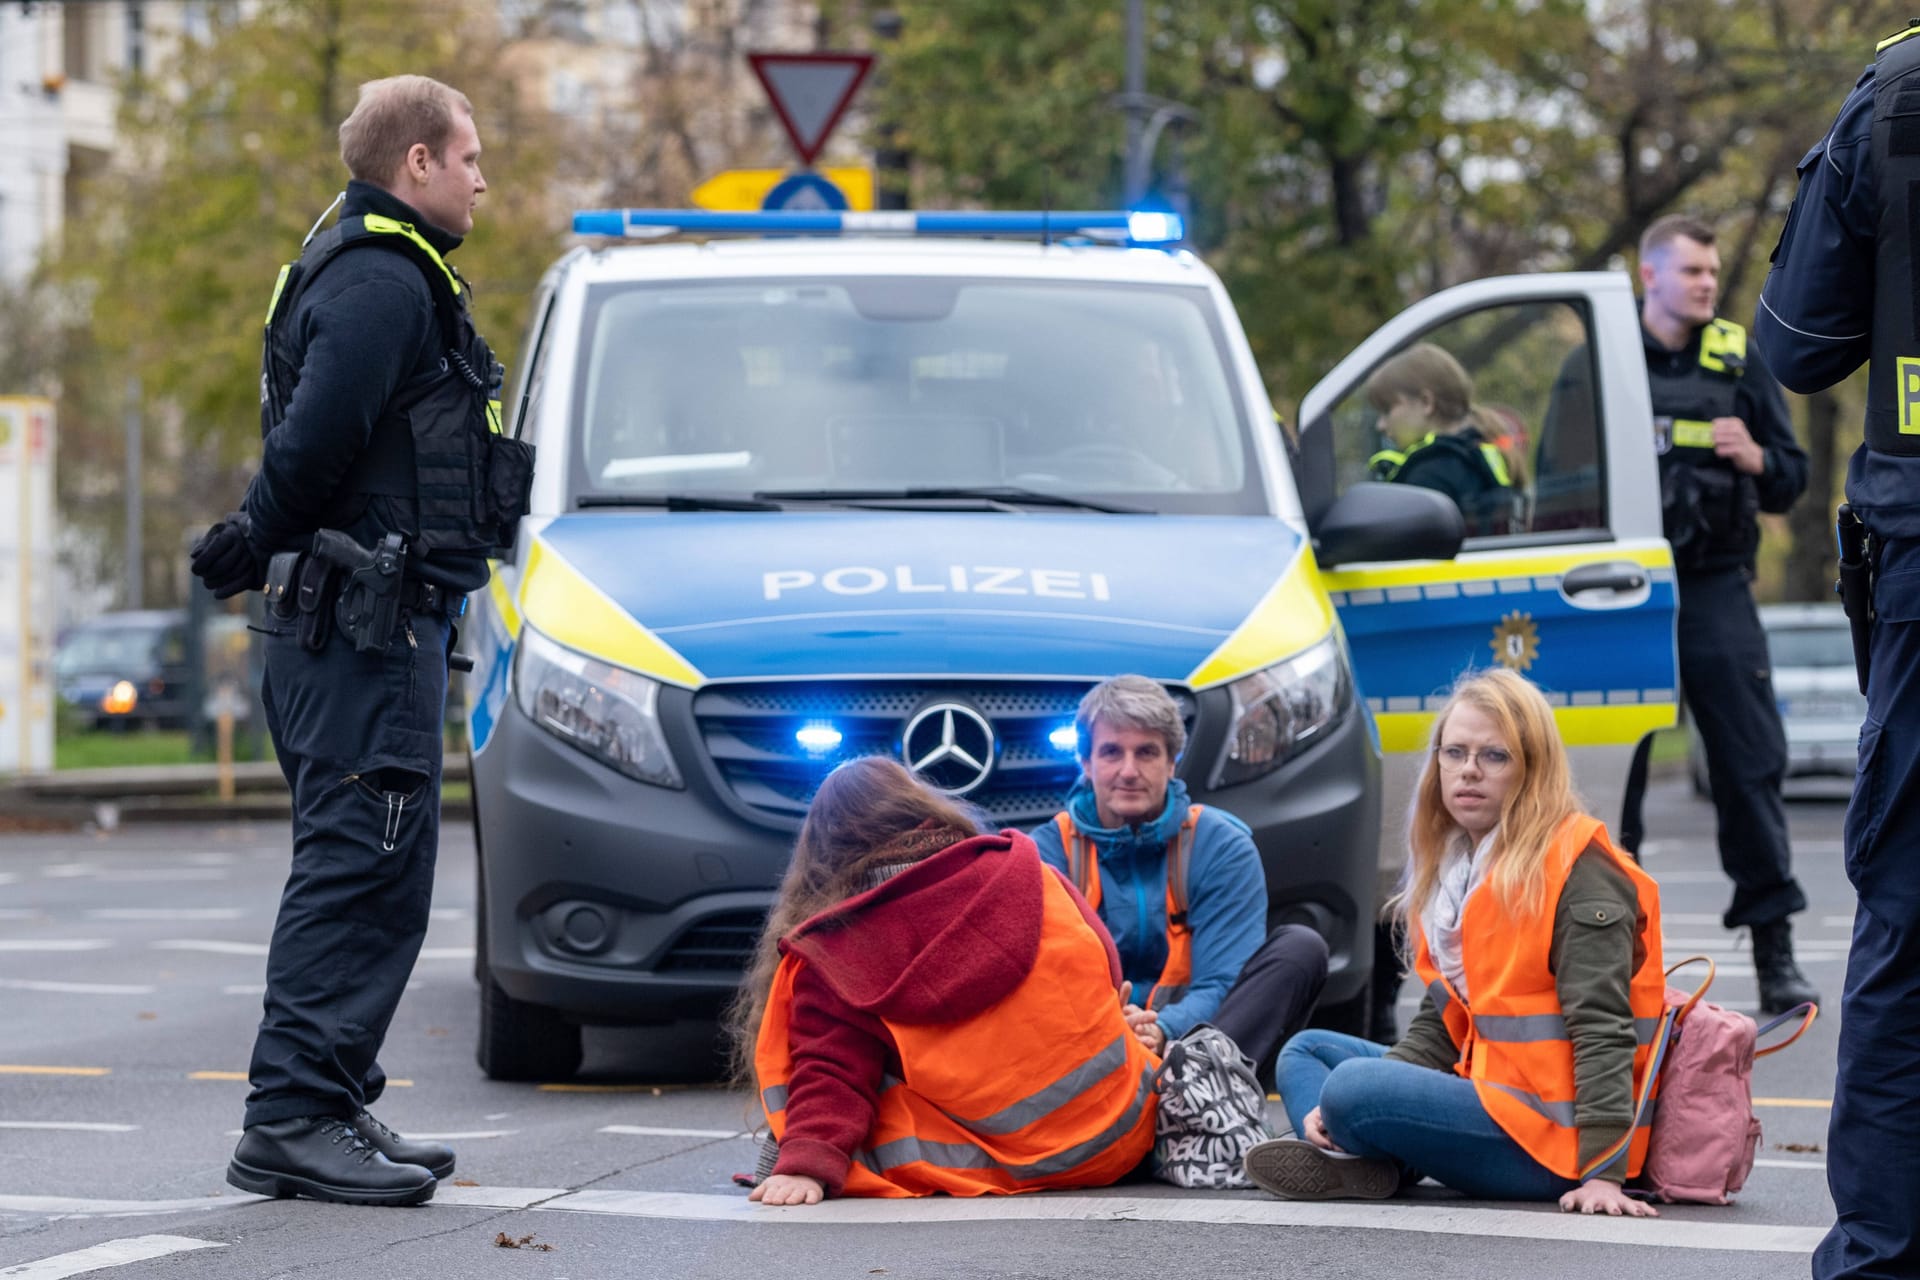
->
[[1320, 543, 1673, 593], [486, 562, 522, 637], [519, 538, 705, 688], [1185, 548, 1337, 689], [1374, 703, 1677, 754]]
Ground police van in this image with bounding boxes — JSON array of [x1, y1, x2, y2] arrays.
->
[[464, 208, 1676, 1079]]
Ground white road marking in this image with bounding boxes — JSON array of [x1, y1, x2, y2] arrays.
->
[[92, 870, 227, 883], [151, 940, 267, 956], [86, 909, 243, 921], [0, 1234, 223, 1277], [1645, 870, 1747, 884], [407, 1130, 516, 1140], [0, 1122, 138, 1133], [1663, 937, 1851, 952], [428, 908, 469, 921], [221, 985, 266, 996], [0, 980, 153, 995], [426, 1187, 1826, 1251], [0, 873, 18, 886], [40, 866, 102, 879], [598, 1125, 744, 1139], [0, 911, 42, 921], [416, 947, 474, 960], [0, 941, 111, 953], [1753, 1158, 1825, 1171], [1823, 916, 1856, 929]]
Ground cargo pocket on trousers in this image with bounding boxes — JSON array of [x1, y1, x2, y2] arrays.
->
[[346, 767, 431, 855], [1843, 716, 1886, 892]]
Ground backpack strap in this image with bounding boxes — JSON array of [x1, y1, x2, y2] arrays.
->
[[1577, 954, 1717, 1181], [1754, 1001, 1819, 1058], [1664, 954, 1717, 1023], [1056, 812, 1100, 909]]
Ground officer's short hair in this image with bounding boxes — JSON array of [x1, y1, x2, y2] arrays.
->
[[1639, 214, 1717, 261], [339, 75, 474, 184], [1075, 675, 1185, 762]]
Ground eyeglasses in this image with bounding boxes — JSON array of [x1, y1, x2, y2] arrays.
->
[[1435, 744, 1514, 775]]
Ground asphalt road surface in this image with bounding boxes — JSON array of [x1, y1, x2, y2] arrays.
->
[[0, 776, 1854, 1279]]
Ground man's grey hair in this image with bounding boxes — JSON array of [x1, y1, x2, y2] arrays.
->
[[1075, 675, 1185, 761]]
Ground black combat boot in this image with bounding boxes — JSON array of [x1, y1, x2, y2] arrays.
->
[[1751, 919, 1822, 1016], [227, 1116, 436, 1206], [354, 1109, 455, 1180]]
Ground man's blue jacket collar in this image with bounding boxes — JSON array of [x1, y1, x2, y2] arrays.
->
[[1063, 775, 1193, 861]]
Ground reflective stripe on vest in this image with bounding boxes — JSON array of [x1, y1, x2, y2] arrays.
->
[[754, 866, 1159, 1197], [1055, 805, 1202, 1012], [1697, 318, 1747, 376], [1371, 433, 1511, 488], [1410, 813, 1667, 1182]]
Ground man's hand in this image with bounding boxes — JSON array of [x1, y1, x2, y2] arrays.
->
[[188, 513, 264, 599], [749, 1173, 824, 1206], [1711, 417, 1766, 476], [1122, 1002, 1165, 1052]]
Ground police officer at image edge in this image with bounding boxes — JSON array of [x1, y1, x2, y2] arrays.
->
[[188, 74, 533, 1207], [1617, 214, 1819, 1020], [1753, 21, 1920, 1279]]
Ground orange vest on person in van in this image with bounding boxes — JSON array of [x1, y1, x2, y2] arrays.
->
[[1410, 813, 1666, 1182], [754, 866, 1159, 1198], [1055, 805, 1203, 1013]]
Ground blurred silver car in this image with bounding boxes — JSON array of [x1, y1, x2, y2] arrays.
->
[[1689, 602, 1865, 794]]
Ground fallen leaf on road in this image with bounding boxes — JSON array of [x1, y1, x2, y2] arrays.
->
[[493, 1232, 554, 1251], [1775, 1142, 1823, 1153], [453, 1178, 479, 1187]]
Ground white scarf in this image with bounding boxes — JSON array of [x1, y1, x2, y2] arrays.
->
[[1422, 829, 1497, 1004]]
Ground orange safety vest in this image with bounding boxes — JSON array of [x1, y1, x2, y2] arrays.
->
[[1054, 805, 1203, 1013], [755, 867, 1159, 1197], [1411, 813, 1666, 1182]]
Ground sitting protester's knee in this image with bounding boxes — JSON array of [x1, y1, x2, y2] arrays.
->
[[1269, 922, 1331, 980]]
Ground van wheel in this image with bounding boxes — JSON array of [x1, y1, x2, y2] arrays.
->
[[478, 970, 584, 1082]]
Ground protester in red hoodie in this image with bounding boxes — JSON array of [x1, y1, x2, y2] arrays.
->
[[730, 756, 1160, 1204]]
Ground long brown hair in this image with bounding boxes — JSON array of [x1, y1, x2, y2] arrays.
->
[[725, 756, 983, 1086], [1390, 668, 1581, 930]]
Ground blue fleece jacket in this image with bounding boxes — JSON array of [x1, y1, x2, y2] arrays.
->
[[1029, 777, 1267, 1041]]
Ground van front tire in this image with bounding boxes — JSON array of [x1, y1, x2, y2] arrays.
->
[[477, 972, 584, 1082]]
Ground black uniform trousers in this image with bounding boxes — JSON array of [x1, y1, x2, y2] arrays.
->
[[1618, 565, 1807, 928], [1816, 531, 1920, 1280], [244, 606, 450, 1129]]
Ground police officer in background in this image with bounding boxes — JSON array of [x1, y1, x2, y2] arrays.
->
[[188, 75, 530, 1206], [1754, 24, 1920, 1278], [1622, 214, 1819, 1017]]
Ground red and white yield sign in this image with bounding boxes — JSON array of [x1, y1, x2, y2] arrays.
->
[[748, 51, 874, 168]]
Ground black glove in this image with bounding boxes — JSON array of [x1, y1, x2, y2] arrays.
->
[[189, 512, 264, 599]]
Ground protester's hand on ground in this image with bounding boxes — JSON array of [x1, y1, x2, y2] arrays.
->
[[750, 1174, 825, 1206], [1301, 1107, 1342, 1152], [1559, 1178, 1658, 1217]]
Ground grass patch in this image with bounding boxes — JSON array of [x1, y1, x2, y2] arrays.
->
[[1648, 725, 1691, 765], [55, 729, 200, 770]]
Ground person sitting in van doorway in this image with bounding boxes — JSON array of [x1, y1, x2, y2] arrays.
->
[[1365, 342, 1523, 537], [1031, 675, 1330, 1085]]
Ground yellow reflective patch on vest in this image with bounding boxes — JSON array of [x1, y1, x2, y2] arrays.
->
[[1671, 418, 1718, 449], [1879, 22, 1920, 52], [486, 399, 503, 435], [1698, 319, 1746, 374], [1898, 358, 1920, 435], [360, 213, 461, 297], [264, 263, 292, 327]]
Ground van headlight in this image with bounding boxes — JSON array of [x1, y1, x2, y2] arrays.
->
[[513, 626, 683, 788], [1210, 633, 1351, 787]]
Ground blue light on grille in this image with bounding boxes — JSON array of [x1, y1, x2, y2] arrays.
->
[[1048, 724, 1079, 753], [795, 722, 844, 753]]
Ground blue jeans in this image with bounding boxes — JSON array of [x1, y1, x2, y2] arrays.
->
[[1275, 1029, 1580, 1201]]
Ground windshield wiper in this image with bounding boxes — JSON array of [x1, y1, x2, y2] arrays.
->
[[576, 492, 783, 512], [753, 486, 1151, 514]]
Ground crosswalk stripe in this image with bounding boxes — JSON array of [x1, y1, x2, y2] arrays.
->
[[599, 1125, 745, 1139], [0, 1123, 137, 1133], [425, 1186, 1826, 1252], [0, 1234, 222, 1277]]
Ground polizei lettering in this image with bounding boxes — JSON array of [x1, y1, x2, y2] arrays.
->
[[763, 566, 1113, 602]]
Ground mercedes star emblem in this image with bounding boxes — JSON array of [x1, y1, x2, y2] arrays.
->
[[901, 702, 997, 795]]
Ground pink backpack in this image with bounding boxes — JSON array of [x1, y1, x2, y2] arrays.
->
[[1630, 957, 1817, 1204]]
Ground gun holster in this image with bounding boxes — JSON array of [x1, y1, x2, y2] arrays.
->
[[1836, 504, 1876, 696], [323, 531, 408, 654]]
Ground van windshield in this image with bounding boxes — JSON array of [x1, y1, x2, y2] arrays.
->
[[569, 277, 1266, 515]]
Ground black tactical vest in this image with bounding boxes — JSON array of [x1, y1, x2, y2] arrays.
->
[[1645, 318, 1758, 571], [261, 213, 533, 556], [1870, 25, 1920, 455]]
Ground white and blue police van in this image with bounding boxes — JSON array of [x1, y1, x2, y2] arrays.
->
[[464, 208, 1678, 1079]]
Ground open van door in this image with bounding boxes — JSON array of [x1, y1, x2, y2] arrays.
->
[[1295, 272, 1678, 903]]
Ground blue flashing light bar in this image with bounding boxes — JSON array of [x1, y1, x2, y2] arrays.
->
[[1048, 724, 1080, 753], [571, 208, 1186, 246]]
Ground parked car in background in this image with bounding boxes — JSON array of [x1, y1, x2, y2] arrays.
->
[[54, 610, 192, 730], [1689, 602, 1864, 795]]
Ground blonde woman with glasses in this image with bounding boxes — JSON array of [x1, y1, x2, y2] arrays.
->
[[1244, 669, 1667, 1216]]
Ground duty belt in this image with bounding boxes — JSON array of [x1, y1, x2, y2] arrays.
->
[[397, 577, 466, 617]]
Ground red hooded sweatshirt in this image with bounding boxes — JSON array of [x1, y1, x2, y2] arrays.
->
[[770, 829, 1122, 1194]]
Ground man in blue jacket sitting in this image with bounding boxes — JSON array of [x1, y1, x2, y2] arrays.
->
[[1032, 675, 1329, 1080]]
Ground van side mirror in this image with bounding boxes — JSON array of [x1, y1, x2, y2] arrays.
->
[[1312, 482, 1465, 567]]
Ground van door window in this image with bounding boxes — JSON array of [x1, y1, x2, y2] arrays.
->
[[1323, 301, 1605, 540]]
